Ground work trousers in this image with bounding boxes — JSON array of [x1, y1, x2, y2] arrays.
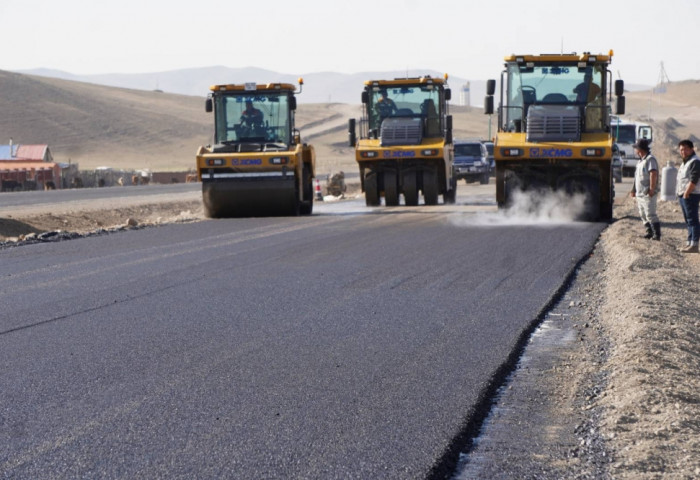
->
[[636, 194, 659, 225], [679, 194, 700, 244]]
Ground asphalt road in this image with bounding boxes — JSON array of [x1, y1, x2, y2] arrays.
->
[[0, 192, 606, 479], [0, 183, 200, 208], [0, 183, 201, 218]]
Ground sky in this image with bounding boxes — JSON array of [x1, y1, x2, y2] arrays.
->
[[1, 0, 696, 87]]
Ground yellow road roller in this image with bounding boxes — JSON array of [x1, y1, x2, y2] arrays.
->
[[196, 80, 315, 217], [484, 51, 626, 220], [348, 75, 456, 206]]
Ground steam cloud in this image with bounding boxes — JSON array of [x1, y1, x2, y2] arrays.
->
[[451, 189, 589, 227]]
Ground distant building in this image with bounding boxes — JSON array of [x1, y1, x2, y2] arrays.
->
[[0, 140, 61, 191]]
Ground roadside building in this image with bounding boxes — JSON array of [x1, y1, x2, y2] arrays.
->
[[0, 141, 61, 191]]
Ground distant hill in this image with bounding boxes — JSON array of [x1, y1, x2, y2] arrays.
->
[[0, 69, 210, 170], [0, 69, 380, 172], [18, 66, 654, 105], [0, 68, 494, 172], [18, 67, 484, 105]]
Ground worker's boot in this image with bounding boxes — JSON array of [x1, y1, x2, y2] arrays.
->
[[652, 222, 661, 241], [641, 222, 653, 239], [680, 243, 699, 253]]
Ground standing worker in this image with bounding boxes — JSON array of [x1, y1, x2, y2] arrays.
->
[[630, 139, 661, 240], [676, 140, 700, 253]]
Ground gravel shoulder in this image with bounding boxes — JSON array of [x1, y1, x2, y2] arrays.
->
[[0, 191, 203, 242], [596, 194, 700, 478], [1, 184, 699, 478], [455, 188, 700, 479]]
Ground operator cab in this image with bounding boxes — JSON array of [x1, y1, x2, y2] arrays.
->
[[485, 53, 625, 142], [506, 62, 605, 137], [360, 77, 451, 144], [205, 84, 299, 152]]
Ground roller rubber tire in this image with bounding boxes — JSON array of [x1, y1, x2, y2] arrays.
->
[[423, 168, 439, 205], [300, 165, 313, 215], [365, 171, 380, 206], [403, 171, 419, 206], [384, 170, 399, 206]]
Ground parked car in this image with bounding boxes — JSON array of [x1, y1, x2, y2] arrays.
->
[[453, 140, 490, 184], [612, 143, 622, 184], [482, 140, 495, 175]]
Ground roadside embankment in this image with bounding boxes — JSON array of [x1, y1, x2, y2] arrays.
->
[[597, 195, 700, 478]]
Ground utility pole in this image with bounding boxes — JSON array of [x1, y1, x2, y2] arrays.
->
[[650, 62, 671, 120], [656, 61, 670, 92]]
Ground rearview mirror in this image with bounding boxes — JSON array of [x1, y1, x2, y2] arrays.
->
[[348, 119, 357, 147], [486, 79, 496, 96], [615, 95, 626, 115], [484, 96, 494, 115], [615, 79, 624, 97]]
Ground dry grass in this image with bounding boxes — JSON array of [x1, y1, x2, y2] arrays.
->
[[0, 70, 209, 170]]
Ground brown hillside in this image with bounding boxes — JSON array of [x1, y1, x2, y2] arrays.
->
[[0, 71, 366, 173], [0, 70, 210, 170], [624, 80, 700, 165]]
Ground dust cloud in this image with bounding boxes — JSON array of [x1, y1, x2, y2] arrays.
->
[[452, 189, 588, 227]]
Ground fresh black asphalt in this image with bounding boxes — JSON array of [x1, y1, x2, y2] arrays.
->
[[0, 210, 605, 479]]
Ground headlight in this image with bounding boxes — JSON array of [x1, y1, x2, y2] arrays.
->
[[501, 148, 523, 157], [582, 148, 604, 157]]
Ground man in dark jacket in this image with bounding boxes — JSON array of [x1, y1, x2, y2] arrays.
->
[[676, 139, 700, 253]]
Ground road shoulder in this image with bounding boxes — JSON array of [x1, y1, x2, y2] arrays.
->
[[454, 195, 700, 478]]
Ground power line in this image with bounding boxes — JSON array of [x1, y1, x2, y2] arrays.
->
[[654, 62, 670, 94]]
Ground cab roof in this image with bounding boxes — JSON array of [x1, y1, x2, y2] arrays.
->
[[504, 51, 614, 64], [364, 75, 448, 87], [209, 82, 297, 93]]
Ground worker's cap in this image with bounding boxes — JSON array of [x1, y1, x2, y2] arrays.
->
[[633, 139, 650, 152]]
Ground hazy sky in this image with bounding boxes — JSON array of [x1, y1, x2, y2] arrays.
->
[[1, 0, 695, 86]]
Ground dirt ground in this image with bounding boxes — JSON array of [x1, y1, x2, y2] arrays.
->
[[1, 184, 699, 479], [596, 194, 700, 479], [0, 199, 204, 242]]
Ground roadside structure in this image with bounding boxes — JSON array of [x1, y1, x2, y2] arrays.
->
[[0, 141, 61, 191]]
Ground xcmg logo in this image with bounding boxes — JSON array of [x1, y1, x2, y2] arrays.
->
[[231, 158, 263, 165], [383, 150, 416, 158], [530, 148, 573, 158]]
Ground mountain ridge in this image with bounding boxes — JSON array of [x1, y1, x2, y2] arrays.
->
[[16, 66, 654, 105], [17, 67, 484, 105]]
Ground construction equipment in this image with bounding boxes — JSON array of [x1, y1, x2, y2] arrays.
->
[[348, 76, 456, 206], [484, 51, 626, 220], [196, 79, 315, 217], [610, 117, 653, 176]]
